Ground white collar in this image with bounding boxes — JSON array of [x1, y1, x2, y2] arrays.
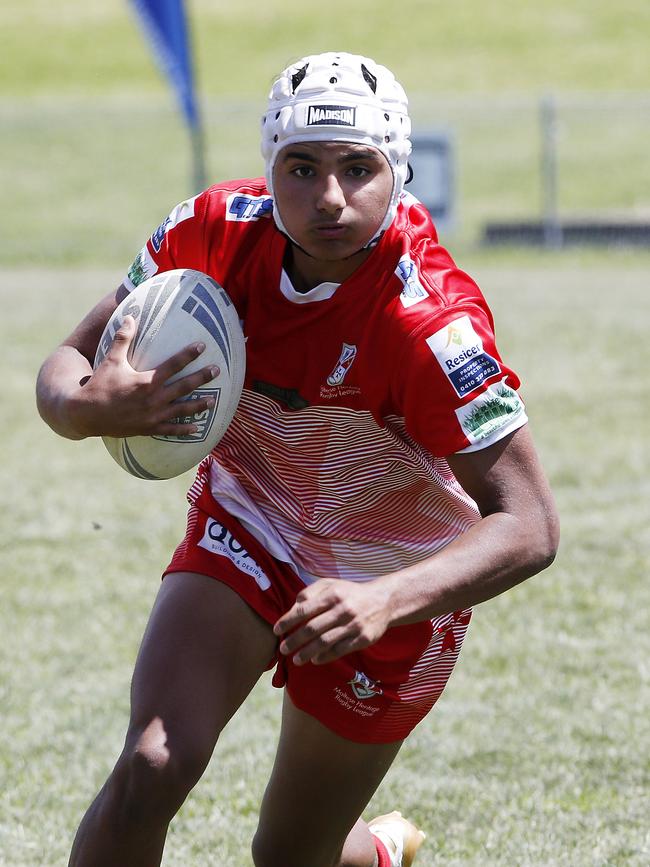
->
[[279, 269, 340, 304]]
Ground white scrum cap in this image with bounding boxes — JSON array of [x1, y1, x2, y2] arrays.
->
[[261, 52, 412, 246]]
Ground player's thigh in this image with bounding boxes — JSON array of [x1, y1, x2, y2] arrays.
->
[[254, 692, 402, 866], [127, 572, 277, 764]]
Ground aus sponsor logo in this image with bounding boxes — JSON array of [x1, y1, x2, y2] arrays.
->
[[455, 379, 525, 445], [425, 315, 501, 398], [152, 388, 221, 443], [327, 343, 357, 386], [306, 104, 357, 127], [395, 255, 428, 308], [198, 519, 271, 590], [226, 193, 273, 222]]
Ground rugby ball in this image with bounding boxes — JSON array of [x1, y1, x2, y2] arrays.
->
[[93, 269, 246, 480]]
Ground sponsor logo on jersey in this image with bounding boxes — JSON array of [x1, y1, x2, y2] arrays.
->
[[150, 196, 197, 252], [226, 193, 273, 222], [455, 379, 524, 446], [348, 670, 383, 700], [327, 343, 357, 386], [395, 255, 428, 308], [152, 388, 221, 443], [127, 246, 158, 287], [151, 217, 171, 253], [306, 105, 357, 127], [426, 315, 501, 398], [252, 380, 310, 410], [198, 518, 271, 590]]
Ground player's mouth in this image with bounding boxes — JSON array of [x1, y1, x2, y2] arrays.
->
[[313, 223, 349, 239]]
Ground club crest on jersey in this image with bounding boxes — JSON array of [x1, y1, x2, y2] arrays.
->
[[327, 343, 358, 385], [395, 254, 428, 309], [426, 315, 501, 398], [306, 104, 357, 127], [348, 671, 383, 701]]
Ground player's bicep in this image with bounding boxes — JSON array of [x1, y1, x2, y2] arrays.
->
[[61, 284, 127, 364], [447, 424, 556, 524]]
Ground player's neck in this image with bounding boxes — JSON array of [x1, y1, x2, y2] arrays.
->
[[285, 244, 372, 293]]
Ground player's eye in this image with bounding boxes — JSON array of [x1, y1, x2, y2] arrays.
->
[[346, 165, 371, 178], [291, 165, 315, 178]]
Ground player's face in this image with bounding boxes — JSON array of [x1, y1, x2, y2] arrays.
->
[[273, 142, 393, 264]]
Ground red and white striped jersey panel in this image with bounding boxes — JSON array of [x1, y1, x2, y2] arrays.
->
[[201, 389, 482, 582]]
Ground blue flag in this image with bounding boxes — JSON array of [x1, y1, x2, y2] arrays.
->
[[129, 0, 200, 129]]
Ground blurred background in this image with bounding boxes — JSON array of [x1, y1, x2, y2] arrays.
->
[[1, 2, 649, 865], [3, 0, 650, 263]]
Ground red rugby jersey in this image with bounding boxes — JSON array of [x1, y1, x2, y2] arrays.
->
[[124, 179, 527, 583]]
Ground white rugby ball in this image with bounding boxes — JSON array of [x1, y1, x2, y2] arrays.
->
[[93, 269, 246, 480]]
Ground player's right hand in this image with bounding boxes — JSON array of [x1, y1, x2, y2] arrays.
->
[[68, 316, 220, 438]]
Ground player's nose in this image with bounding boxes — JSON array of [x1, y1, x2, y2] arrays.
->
[[316, 174, 346, 214]]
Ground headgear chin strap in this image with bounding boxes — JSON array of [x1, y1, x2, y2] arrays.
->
[[261, 52, 412, 248]]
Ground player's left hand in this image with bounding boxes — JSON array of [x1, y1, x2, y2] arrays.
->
[[273, 579, 391, 665]]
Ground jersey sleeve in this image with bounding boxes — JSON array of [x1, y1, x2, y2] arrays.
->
[[395, 300, 528, 457], [123, 191, 212, 291]]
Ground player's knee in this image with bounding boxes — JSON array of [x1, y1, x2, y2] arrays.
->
[[111, 719, 210, 825]]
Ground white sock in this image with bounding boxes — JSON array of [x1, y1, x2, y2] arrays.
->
[[370, 824, 404, 867]]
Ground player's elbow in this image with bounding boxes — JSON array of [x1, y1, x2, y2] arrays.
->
[[527, 502, 560, 575]]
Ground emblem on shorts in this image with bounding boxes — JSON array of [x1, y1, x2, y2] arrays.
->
[[327, 343, 357, 385], [348, 670, 383, 700]]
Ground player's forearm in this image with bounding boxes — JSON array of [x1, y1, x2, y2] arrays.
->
[[36, 346, 93, 440], [380, 507, 559, 627]]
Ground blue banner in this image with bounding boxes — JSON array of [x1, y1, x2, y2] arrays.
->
[[129, 0, 200, 128]]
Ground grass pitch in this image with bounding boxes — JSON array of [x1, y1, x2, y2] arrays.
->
[[1, 257, 648, 866], [2, 0, 649, 863]]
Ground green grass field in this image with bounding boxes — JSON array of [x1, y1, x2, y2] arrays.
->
[[2, 262, 648, 865], [2, 1, 650, 864]]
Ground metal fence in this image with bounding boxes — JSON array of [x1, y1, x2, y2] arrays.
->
[[2, 91, 649, 266], [408, 92, 650, 247]]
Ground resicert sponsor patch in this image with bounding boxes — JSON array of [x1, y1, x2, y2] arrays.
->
[[426, 315, 501, 398]]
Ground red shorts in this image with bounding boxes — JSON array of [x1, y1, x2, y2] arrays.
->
[[164, 476, 471, 744]]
